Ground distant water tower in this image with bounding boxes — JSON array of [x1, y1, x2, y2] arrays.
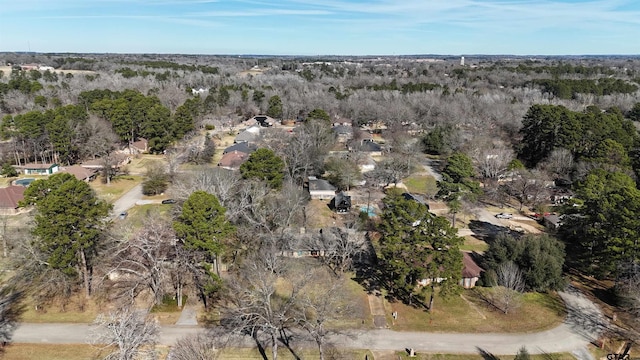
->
[[460, 56, 465, 66]]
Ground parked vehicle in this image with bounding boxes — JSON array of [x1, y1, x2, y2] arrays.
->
[[495, 213, 513, 219], [161, 199, 177, 204]]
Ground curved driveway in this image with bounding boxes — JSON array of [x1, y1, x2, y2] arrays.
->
[[12, 286, 607, 358]]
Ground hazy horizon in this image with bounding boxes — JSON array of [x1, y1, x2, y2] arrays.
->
[[1, 0, 639, 56]]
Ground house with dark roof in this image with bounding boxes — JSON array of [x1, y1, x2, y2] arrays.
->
[[349, 139, 383, 156], [21, 163, 59, 176], [331, 192, 352, 213], [253, 115, 276, 127], [223, 142, 257, 155], [332, 124, 353, 143], [0, 186, 26, 214], [307, 176, 336, 200], [217, 151, 249, 171]]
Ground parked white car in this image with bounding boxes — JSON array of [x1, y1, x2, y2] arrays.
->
[[495, 213, 513, 219]]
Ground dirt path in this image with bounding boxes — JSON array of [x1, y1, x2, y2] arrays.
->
[[367, 292, 388, 328]]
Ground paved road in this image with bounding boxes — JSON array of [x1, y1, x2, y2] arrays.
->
[[12, 286, 605, 357], [110, 183, 143, 219], [419, 158, 442, 181]]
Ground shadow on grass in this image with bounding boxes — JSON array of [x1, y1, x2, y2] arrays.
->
[[476, 347, 501, 360], [468, 220, 507, 244]]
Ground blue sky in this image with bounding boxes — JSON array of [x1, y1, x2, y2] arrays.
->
[[1, 0, 639, 55]]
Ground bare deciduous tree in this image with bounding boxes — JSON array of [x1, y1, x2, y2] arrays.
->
[[222, 240, 310, 360], [296, 269, 354, 360], [92, 306, 159, 360], [78, 115, 119, 161], [169, 332, 225, 360], [105, 216, 176, 306], [493, 261, 524, 315], [508, 169, 549, 211], [539, 148, 574, 180], [470, 142, 514, 180], [297, 227, 367, 276]]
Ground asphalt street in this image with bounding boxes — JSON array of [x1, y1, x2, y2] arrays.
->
[[12, 287, 604, 358]]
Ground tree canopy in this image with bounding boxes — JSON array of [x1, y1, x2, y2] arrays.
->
[[483, 232, 565, 292], [240, 148, 285, 189], [378, 189, 463, 307], [306, 108, 331, 123], [559, 169, 640, 277], [518, 104, 638, 168], [173, 190, 235, 264], [21, 173, 111, 297], [266, 95, 283, 119]]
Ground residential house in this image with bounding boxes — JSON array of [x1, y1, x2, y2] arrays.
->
[[307, 176, 336, 200], [234, 126, 260, 143], [332, 124, 353, 143], [223, 142, 257, 155], [130, 138, 149, 154], [418, 251, 484, 289], [80, 154, 130, 170], [0, 186, 26, 214], [217, 151, 249, 171], [402, 192, 428, 205], [356, 155, 376, 173], [60, 165, 98, 182], [543, 214, 562, 230], [253, 115, 276, 127], [21, 163, 59, 175], [20, 63, 39, 71], [461, 252, 483, 289], [349, 139, 383, 156], [331, 192, 352, 213]]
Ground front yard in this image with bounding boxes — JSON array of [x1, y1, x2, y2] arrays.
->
[[387, 288, 566, 333]]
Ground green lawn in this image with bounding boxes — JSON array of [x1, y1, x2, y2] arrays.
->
[[403, 175, 438, 195], [460, 236, 489, 253], [123, 203, 174, 227]]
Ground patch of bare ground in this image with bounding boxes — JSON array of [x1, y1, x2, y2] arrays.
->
[[0, 65, 96, 75]]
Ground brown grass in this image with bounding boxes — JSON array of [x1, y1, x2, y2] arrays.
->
[[0, 66, 96, 75], [90, 175, 142, 202], [388, 288, 565, 333], [394, 352, 576, 359], [214, 133, 238, 149], [21, 294, 104, 323], [304, 199, 347, 228], [2, 344, 108, 360], [217, 348, 372, 359]]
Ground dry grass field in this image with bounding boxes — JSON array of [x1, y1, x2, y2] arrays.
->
[[0, 65, 96, 75], [387, 288, 565, 333]]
